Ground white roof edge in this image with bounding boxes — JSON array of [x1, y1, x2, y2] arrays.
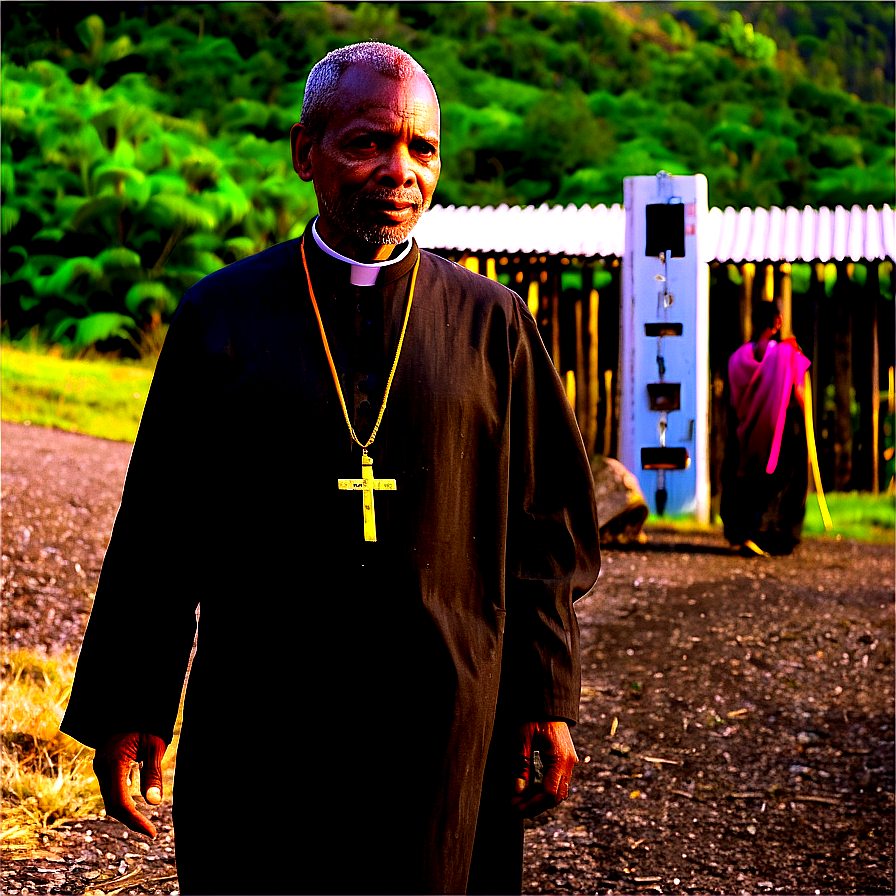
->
[[417, 204, 895, 261]]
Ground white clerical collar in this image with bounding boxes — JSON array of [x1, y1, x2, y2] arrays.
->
[[311, 218, 412, 286]]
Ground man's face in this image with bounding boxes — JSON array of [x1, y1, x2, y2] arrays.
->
[[293, 64, 441, 261]]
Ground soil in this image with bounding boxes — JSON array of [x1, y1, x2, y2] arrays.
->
[[2, 421, 893, 896]]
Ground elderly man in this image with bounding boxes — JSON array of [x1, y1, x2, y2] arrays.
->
[[62, 42, 600, 895]]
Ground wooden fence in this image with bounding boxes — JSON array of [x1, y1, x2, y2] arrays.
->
[[433, 251, 895, 507]]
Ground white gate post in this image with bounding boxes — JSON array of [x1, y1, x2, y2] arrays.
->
[[619, 173, 710, 523]]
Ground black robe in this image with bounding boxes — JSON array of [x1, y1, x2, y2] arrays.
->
[[62, 227, 601, 895], [720, 339, 809, 556], [720, 392, 808, 555]]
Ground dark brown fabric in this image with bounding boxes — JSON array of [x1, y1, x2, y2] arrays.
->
[[721, 389, 808, 555], [62, 226, 601, 894]]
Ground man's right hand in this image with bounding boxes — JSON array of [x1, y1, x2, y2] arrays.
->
[[93, 731, 166, 838]]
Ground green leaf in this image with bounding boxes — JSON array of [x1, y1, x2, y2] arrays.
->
[[51, 312, 136, 348], [90, 106, 152, 150], [19, 295, 43, 312], [190, 251, 225, 276], [70, 196, 126, 232], [73, 124, 108, 168], [224, 236, 256, 261], [93, 165, 147, 193], [145, 194, 217, 231], [104, 35, 134, 65], [74, 14, 105, 56], [200, 181, 250, 227], [39, 256, 104, 296], [1, 106, 26, 132], [145, 172, 188, 196], [124, 281, 178, 317], [850, 264, 868, 288], [6, 254, 66, 284], [180, 233, 224, 252], [111, 139, 136, 167], [221, 99, 271, 130], [790, 264, 813, 294], [123, 177, 152, 210], [155, 114, 208, 141], [134, 136, 166, 172], [1, 162, 16, 194], [56, 195, 90, 223], [27, 60, 70, 88], [178, 36, 243, 70], [2, 206, 21, 235], [181, 153, 221, 187], [129, 228, 163, 252], [33, 228, 66, 242], [95, 248, 143, 270]]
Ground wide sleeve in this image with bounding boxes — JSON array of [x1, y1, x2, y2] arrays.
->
[[60, 295, 208, 749], [500, 296, 601, 725]]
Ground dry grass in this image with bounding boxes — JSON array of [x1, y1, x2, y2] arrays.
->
[[1, 649, 183, 852], [1, 650, 103, 850]]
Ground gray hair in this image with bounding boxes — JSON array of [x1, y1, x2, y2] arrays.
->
[[301, 42, 430, 141]]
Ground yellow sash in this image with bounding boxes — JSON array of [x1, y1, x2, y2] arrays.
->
[[803, 372, 833, 531]]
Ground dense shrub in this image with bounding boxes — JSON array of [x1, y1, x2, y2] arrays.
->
[[2, 2, 893, 350]]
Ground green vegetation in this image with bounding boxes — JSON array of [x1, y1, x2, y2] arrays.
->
[[2, 2, 893, 353], [651, 489, 895, 544], [1, 344, 152, 442], [803, 490, 895, 543]]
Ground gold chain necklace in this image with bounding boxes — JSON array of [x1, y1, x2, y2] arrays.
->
[[300, 237, 420, 542]]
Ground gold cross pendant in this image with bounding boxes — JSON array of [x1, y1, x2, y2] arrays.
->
[[337, 452, 396, 541]]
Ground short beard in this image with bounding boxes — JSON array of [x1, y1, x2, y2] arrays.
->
[[318, 186, 427, 246]]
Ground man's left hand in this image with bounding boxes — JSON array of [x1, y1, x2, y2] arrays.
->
[[510, 720, 578, 817]]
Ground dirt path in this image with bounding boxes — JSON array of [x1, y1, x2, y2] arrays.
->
[[2, 421, 893, 895]]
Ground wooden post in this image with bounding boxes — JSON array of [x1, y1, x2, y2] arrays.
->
[[764, 262, 775, 302], [587, 288, 599, 456], [603, 369, 614, 459], [810, 262, 825, 489], [548, 264, 561, 371], [565, 370, 576, 410], [574, 296, 586, 431], [779, 262, 793, 339], [849, 264, 871, 491], [740, 263, 755, 343], [527, 281, 540, 319], [833, 262, 853, 490], [869, 263, 881, 494], [508, 256, 523, 294]]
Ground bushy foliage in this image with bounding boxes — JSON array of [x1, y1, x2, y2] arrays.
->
[[1, 2, 893, 350], [2, 9, 317, 351]]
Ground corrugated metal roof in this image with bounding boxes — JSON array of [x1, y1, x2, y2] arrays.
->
[[415, 202, 895, 262]]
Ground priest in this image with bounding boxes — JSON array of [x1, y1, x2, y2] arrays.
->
[[62, 42, 601, 895]]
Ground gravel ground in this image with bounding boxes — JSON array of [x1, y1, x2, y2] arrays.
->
[[2, 421, 893, 895]]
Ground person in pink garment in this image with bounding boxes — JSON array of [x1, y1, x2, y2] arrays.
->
[[721, 299, 811, 556]]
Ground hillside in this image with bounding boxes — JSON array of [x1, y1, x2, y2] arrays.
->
[[2, 1, 893, 350]]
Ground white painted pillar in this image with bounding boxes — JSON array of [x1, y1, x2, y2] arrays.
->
[[619, 173, 710, 523]]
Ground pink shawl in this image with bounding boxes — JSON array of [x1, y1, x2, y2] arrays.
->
[[728, 338, 810, 475]]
